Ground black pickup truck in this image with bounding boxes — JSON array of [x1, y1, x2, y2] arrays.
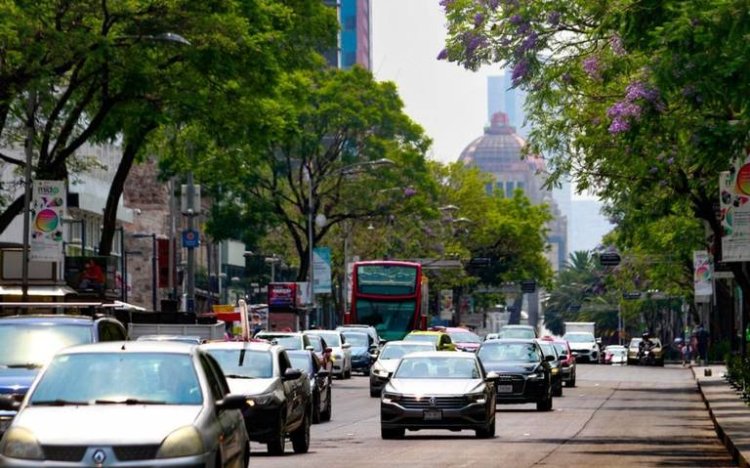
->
[[201, 340, 312, 454]]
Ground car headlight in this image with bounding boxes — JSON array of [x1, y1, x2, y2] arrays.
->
[[157, 426, 204, 459], [247, 392, 278, 407], [467, 392, 486, 405], [382, 392, 401, 404], [334, 353, 343, 361], [551, 367, 559, 374], [0, 427, 43, 460]]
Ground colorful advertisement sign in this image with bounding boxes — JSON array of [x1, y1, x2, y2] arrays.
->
[[268, 282, 298, 310], [693, 250, 713, 299], [30, 180, 65, 262], [719, 154, 750, 262], [313, 247, 332, 294], [440, 289, 454, 321]]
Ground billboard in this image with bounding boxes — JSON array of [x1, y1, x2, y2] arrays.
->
[[268, 282, 298, 310], [693, 250, 713, 300], [30, 180, 66, 262], [719, 154, 750, 261], [65, 256, 116, 295], [313, 247, 332, 294]]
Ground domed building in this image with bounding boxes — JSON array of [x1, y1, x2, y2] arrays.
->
[[458, 112, 567, 272]]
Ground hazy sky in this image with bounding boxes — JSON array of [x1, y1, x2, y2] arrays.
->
[[371, 0, 498, 164]]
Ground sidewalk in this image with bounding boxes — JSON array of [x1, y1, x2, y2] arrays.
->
[[692, 363, 750, 467]]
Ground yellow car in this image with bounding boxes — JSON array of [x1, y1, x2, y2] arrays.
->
[[403, 331, 456, 351]]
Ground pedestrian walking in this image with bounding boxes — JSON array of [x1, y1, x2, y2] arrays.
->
[[695, 324, 710, 366]]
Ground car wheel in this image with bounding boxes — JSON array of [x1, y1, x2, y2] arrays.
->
[[370, 387, 381, 398], [381, 426, 405, 439], [320, 386, 332, 422], [312, 391, 321, 424], [291, 411, 310, 454], [536, 386, 553, 412], [553, 381, 563, 397], [266, 413, 285, 455], [475, 417, 495, 439], [569, 373, 576, 388]]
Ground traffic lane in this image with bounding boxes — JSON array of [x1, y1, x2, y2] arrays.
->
[[249, 365, 734, 467]]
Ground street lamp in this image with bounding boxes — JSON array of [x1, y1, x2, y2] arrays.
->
[[306, 158, 395, 327]]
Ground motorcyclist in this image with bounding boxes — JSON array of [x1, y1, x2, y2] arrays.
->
[[638, 332, 655, 364]]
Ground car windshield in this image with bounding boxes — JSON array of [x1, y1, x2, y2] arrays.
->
[[552, 343, 568, 356], [259, 335, 301, 350], [308, 335, 324, 353], [206, 349, 274, 378], [136, 335, 201, 344], [309, 332, 340, 347], [403, 334, 439, 344], [288, 353, 313, 373], [342, 332, 369, 347], [564, 333, 595, 343], [379, 343, 433, 360], [29, 352, 202, 405], [449, 331, 481, 343], [0, 324, 93, 367], [395, 356, 480, 379], [478, 343, 541, 363], [499, 328, 535, 339], [538, 343, 556, 358]]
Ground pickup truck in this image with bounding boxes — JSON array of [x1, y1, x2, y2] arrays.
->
[[201, 340, 312, 455]]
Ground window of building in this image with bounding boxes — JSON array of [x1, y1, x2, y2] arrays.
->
[[506, 181, 515, 198]]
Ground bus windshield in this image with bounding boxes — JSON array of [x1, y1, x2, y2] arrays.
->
[[356, 265, 417, 295], [354, 299, 416, 342]]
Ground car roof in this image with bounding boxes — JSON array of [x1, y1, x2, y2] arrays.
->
[[304, 329, 340, 334], [483, 338, 537, 344], [384, 340, 434, 346], [399, 351, 476, 359], [0, 314, 98, 325], [340, 330, 369, 336], [200, 340, 276, 351], [256, 331, 301, 337], [407, 330, 443, 336], [501, 325, 534, 329], [444, 327, 474, 333], [58, 341, 196, 355]]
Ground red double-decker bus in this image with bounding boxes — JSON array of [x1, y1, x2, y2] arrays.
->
[[346, 260, 428, 341]]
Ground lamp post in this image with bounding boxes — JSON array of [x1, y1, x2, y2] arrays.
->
[[21, 89, 36, 302], [306, 158, 394, 327]]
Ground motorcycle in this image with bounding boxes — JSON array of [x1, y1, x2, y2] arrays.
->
[[637, 344, 656, 366]]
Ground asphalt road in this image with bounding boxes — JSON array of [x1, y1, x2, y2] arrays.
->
[[249, 364, 735, 467]]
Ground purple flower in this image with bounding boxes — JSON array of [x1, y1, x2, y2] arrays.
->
[[606, 101, 641, 119], [625, 81, 659, 102], [583, 56, 600, 79], [511, 58, 529, 86], [437, 48, 448, 60], [610, 34, 626, 56], [608, 117, 630, 134], [404, 187, 417, 197], [561, 72, 572, 83], [547, 11, 561, 26], [474, 13, 485, 27], [649, 166, 659, 174], [517, 21, 530, 35], [520, 31, 538, 52], [509, 14, 524, 25], [465, 34, 486, 56], [439, 0, 455, 8], [666, 157, 674, 165], [486, 0, 499, 9]]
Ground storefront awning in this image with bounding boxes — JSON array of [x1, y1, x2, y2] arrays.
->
[[0, 285, 77, 296]]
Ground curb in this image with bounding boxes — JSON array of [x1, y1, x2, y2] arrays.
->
[[695, 374, 750, 468]]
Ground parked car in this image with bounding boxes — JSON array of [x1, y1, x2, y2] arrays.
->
[[497, 325, 538, 339], [442, 327, 482, 353], [304, 330, 352, 379], [563, 331, 600, 363], [337, 324, 381, 348], [403, 330, 456, 351], [478, 338, 555, 411], [536, 340, 563, 397], [341, 330, 377, 375], [380, 351, 497, 439], [369, 341, 436, 397], [0, 314, 127, 438], [603, 345, 628, 365], [540, 337, 577, 387], [201, 340, 311, 455], [0, 341, 249, 467], [287, 350, 332, 424], [255, 331, 312, 351]]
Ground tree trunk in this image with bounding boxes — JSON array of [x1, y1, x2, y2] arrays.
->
[[0, 196, 25, 240], [98, 125, 156, 256]]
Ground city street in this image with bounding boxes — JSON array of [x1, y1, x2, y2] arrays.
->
[[251, 364, 734, 467]]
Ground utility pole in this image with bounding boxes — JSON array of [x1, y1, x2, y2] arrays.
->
[[21, 90, 36, 302], [186, 171, 196, 313]]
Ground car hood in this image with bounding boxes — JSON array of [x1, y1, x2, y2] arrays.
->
[[482, 362, 541, 374], [226, 378, 277, 395], [350, 346, 369, 356], [376, 359, 401, 373], [0, 368, 37, 394], [568, 342, 597, 350], [387, 379, 483, 396], [13, 405, 201, 444]]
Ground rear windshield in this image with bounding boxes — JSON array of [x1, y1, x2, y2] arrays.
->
[[0, 324, 93, 367], [478, 343, 541, 363]]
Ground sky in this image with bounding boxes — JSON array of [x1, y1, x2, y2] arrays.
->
[[371, 0, 497, 164]]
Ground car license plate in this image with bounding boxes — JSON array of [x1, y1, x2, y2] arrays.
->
[[497, 385, 513, 393], [423, 410, 442, 421]]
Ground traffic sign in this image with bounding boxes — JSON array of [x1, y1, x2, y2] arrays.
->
[[599, 252, 621, 266], [521, 280, 536, 293], [182, 229, 200, 248], [623, 291, 641, 300]]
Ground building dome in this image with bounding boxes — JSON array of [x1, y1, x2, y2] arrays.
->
[[458, 112, 545, 174]]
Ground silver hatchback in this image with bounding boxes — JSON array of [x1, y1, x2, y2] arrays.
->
[[0, 341, 249, 467]]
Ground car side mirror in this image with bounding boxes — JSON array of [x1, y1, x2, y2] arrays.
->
[[342, 343, 351, 349], [595, 337, 602, 344], [545, 355, 555, 362], [0, 395, 21, 412], [216, 394, 248, 411], [305, 346, 314, 352], [283, 368, 303, 381], [485, 371, 500, 382]]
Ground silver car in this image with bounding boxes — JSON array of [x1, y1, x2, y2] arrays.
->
[[0, 341, 249, 467], [304, 330, 352, 379], [369, 341, 436, 397], [380, 351, 497, 439]]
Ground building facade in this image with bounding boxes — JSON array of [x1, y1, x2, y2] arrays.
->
[[325, 0, 372, 70]]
